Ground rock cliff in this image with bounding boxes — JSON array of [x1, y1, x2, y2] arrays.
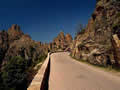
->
[[49, 32, 72, 51], [71, 0, 120, 67], [0, 24, 49, 67]]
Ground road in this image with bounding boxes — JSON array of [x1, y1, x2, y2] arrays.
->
[[49, 52, 120, 90]]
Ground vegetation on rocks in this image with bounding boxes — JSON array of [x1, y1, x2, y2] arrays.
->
[[0, 56, 27, 90], [0, 0, 120, 89], [71, 0, 120, 68], [0, 55, 46, 90], [0, 24, 48, 90]]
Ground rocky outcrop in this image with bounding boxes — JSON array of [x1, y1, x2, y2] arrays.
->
[[8, 24, 24, 43], [49, 32, 72, 51], [71, 0, 120, 67], [0, 24, 50, 90], [65, 33, 73, 43], [0, 24, 49, 67], [112, 34, 120, 67]]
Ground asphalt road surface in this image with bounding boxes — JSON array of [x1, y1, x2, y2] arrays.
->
[[49, 52, 120, 90]]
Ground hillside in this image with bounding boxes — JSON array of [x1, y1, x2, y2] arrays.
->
[[71, 0, 120, 67], [0, 24, 49, 90]]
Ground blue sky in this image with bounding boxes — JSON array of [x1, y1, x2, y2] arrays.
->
[[0, 0, 96, 42]]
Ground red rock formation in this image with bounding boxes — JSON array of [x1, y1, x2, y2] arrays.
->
[[65, 33, 72, 43], [51, 32, 72, 51], [8, 24, 24, 43], [71, 0, 120, 66], [0, 24, 49, 67]]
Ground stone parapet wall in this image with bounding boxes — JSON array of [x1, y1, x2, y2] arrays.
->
[[27, 53, 50, 90]]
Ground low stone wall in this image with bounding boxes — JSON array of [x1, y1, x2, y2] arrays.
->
[[27, 53, 50, 90]]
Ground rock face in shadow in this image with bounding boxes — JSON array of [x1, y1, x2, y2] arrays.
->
[[0, 24, 49, 67], [71, 0, 120, 66], [0, 31, 9, 65]]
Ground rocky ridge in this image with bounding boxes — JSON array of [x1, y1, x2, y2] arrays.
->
[[49, 32, 72, 51], [71, 0, 120, 67], [0, 24, 49, 68]]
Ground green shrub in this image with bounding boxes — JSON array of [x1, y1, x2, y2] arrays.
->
[[0, 54, 47, 90], [112, 23, 120, 34], [116, 12, 120, 18], [1, 56, 28, 90]]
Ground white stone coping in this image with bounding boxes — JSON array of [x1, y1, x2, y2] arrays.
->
[[27, 53, 50, 90]]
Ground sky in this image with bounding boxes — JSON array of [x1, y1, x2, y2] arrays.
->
[[0, 0, 96, 42]]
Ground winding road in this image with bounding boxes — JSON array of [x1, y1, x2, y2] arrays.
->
[[49, 52, 120, 90]]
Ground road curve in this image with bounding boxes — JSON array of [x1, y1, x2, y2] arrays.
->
[[49, 52, 120, 90]]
